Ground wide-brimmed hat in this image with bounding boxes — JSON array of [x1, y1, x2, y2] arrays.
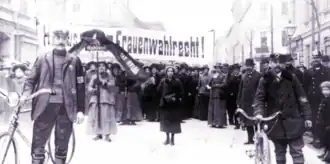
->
[[12, 63, 28, 72], [245, 58, 255, 66], [111, 63, 121, 69], [231, 64, 241, 70], [214, 63, 221, 68], [86, 61, 97, 70]]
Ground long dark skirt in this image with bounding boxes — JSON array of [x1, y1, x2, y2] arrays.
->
[[193, 94, 209, 121], [159, 108, 181, 134], [116, 92, 143, 121], [143, 101, 159, 121], [208, 98, 227, 126]]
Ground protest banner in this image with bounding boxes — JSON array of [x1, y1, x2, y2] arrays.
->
[[58, 26, 213, 64]]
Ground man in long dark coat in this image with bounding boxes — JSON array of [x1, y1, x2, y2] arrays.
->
[[177, 63, 191, 120], [254, 54, 312, 164], [237, 58, 261, 144], [226, 64, 241, 128]]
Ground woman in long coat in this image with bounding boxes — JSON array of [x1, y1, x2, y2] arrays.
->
[[117, 71, 143, 125], [158, 66, 183, 146], [207, 63, 228, 128], [84, 61, 97, 114], [194, 65, 211, 120], [87, 62, 118, 141]]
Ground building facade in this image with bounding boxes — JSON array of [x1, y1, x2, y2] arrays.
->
[[224, 0, 291, 66], [290, 0, 330, 67], [0, 0, 38, 65]]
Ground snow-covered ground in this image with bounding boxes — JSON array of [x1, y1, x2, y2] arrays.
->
[[0, 114, 324, 164]]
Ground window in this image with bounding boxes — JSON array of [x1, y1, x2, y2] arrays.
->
[[326, 0, 330, 9], [260, 2, 268, 19], [19, 0, 28, 14], [72, 3, 80, 12], [281, 2, 288, 16], [305, 3, 310, 22]]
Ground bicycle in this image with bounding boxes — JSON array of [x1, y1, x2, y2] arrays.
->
[[0, 88, 76, 164], [236, 108, 281, 164]]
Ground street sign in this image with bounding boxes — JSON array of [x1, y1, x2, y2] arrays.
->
[[85, 45, 107, 51]]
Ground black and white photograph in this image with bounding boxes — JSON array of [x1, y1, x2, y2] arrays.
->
[[0, 0, 329, 163]]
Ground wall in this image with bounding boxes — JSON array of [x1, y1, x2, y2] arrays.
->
[[0, 2, 38, 63], [291, 0, 330, 67], [223, 0, 291, 65]]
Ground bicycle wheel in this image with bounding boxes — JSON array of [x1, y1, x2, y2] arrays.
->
[[47, 129, 76, 164], [0, 132, 18, 164], [255, 133, 271, 164]]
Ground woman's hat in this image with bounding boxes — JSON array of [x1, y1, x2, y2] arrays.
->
[[111, 63, 121, 69], [86, 61, 97, 70], [12, 63, 28, 72]]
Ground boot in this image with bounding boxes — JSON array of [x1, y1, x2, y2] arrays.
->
[[104, 135, 112, 142], [276, 160, 286, 164], [31, 154, 45, 164], [32, 158, 45, 164], [163, 133, 170, 145], [170, 134, 175, 146], [244, 126, 254, 145], [93, 135, 102, 141], [54, 157, 66, 164]]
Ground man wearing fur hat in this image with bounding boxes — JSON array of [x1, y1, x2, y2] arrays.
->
[[22, 29, 85, 164], [254, 54, 312, 164], [305, 53, 330, 148], [237, 58, 261, 144]]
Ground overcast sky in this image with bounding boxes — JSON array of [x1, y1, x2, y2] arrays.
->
[[128, 0, 233, 36]]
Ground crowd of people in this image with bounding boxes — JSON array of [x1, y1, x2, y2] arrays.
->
[[1, 29, 330, 164], [82, 53, 330, 164]]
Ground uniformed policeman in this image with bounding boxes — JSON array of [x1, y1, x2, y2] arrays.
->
[[22, 28, 86, 164], [306, 53, 330, 148]]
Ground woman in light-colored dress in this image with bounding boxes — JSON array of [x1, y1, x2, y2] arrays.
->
[[87, 62, 118, 142]]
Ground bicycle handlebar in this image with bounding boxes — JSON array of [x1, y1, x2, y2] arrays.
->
[[0, 88, 52, 107], [235, 108, 281, 121]]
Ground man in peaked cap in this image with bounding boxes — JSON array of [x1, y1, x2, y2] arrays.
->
[[306, 51, 330, 148], [237, 58, 261, 144], [22, 26, 85, 164]]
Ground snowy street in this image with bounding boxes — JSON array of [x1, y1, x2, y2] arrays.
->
[[0, 113, 323, 164]]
